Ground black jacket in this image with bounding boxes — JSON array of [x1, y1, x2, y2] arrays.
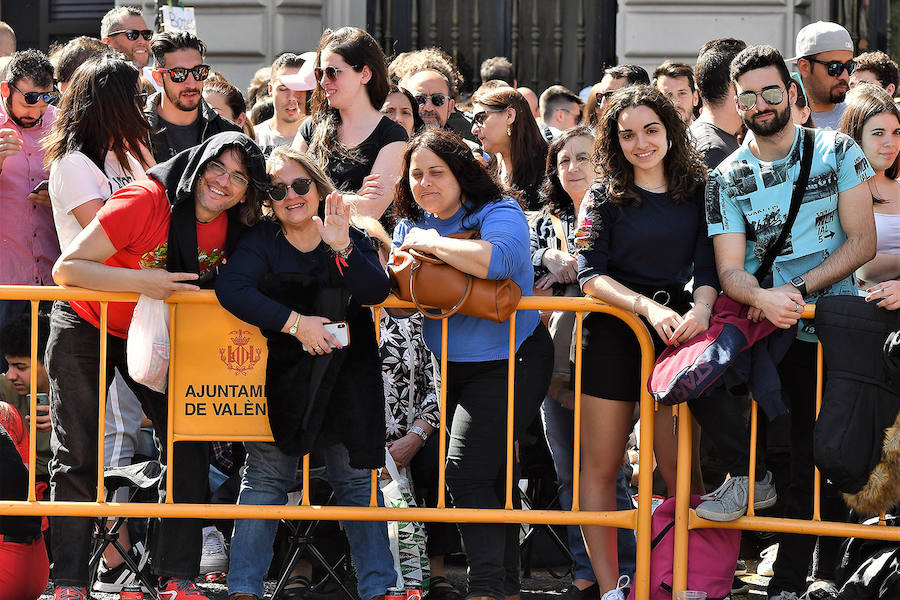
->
[[144, 92, 241, 163], [813, 295, 900, 515]]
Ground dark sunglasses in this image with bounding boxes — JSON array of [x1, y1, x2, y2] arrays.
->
[[414, 93, 449, 107], [596, 91, 616, 104], [807, 57, 857, 78], [314, 65, 361, 82], [9, 82, 60, 105], [472, 108, 507, 126], [736, 86, 785, 111], [157, 64, 211, 83], [107, 29, 153, 41], [267, 178, 314, 201]]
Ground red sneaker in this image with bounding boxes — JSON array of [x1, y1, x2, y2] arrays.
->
[[53, 587, 87, 600], [157, 578, 211, 600]]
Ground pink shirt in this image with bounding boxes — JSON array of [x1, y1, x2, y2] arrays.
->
[[0, 102, 60, 285]]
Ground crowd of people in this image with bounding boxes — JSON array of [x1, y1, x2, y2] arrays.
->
[[0, 7, 898, 600]]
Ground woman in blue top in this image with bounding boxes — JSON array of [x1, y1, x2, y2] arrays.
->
[[392, 129, 553, 600], [574, 85, 717, 600]]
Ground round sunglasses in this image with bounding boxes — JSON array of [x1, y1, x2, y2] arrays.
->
[[414, 93, 449, 107], [267, 178, 314, 201], [314, 65, 361, 82]]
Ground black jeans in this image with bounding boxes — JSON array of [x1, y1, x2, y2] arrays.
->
[[46, 301, 210, 586], [437, 324, 553, 599]]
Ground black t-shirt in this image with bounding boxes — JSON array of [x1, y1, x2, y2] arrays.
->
[[689, 120, 740, 171], [299, 115, 408, 193], [158, 113, 203, 157]]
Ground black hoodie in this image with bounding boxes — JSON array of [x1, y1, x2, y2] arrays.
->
[[145, 131, 267, 287]]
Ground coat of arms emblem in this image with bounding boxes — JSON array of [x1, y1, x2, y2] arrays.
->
[[219, 329, 262, 375]]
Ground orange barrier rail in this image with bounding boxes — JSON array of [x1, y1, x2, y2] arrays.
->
[[0, 286, 658, 600]]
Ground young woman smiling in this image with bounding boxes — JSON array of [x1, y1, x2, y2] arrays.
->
[[574, 85, 716, 600]]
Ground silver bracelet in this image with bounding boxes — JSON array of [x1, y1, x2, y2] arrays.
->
[[632, 295, 642, 314]]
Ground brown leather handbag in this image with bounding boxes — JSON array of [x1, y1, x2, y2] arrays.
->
[[388, 231, 522, 323]]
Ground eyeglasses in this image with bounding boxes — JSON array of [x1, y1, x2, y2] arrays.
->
[[157, 64, 211, 83], [267, 178, 313, 201], [314, 65, 361, 82], [414, 93, 449, 107], [9, 82, 60, 106], [806, 57, 857, 78], [206, 160, 250, 189], [107, 29, 153, 41], [472, 108, 507, 126], [736, 86, 785, 111]]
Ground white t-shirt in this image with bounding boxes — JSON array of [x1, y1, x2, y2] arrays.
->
[[49, 150, 145, 250]]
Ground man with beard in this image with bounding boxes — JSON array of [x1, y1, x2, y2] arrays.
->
[[100, 6, 151, 69], [792, 21, 855, 130], [695, 45, 875, 600], [254, 52, 312, 156], [0, 50, 60, 358], [145, 31, 239, 162]]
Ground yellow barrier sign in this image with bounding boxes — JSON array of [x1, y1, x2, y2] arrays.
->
[[171, 303, 274, 441]]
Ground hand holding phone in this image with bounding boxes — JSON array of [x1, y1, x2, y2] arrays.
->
[[31, 180, 50, 194], [301, 321, 350, 352]]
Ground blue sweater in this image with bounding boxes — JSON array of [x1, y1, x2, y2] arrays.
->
[[216, 220, 390, 332], [392, 197, 539, 361]]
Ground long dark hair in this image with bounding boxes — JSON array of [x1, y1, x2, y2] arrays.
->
[[308, 27, 390, 166], [386, 85, 425, 135], [471, 87, 548, 195], [839, 82, 900, 190], [593, 84, 705, 206], [394, 129, 507, 223], [43, 54, 151, 171], [540, 126, 596, 217]]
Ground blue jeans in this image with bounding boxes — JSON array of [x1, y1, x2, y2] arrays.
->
[[228, 441, 396, 600], [540, 396, 636, 582]]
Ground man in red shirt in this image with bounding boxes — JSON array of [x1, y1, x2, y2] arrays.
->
[[48, 131, 266, 600]]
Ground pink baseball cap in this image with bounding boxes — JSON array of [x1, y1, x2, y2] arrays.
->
[[280, 52, 317, 91]]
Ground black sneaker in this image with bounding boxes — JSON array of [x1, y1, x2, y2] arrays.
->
[[732, 575, 750, 595], [92, 543, 148, 593], [562, 583, 601, 600]]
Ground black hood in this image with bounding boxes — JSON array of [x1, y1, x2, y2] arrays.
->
[[146, 131, 267, 207], [144, 132, 267, 286]]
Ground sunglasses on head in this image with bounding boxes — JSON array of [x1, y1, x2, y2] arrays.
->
[[267, 178, 314, 201], [807, 57, 857, 78], [472, 108, 507, 126], [158, 64, 211, 83], [108, 29, 153, 41], [414, 93, 449, 107], [9, 82, 60, 106], [736, 86, 785, 111], [314, 65, 361, 82]]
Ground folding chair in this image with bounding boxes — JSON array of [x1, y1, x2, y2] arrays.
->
[[89, 460, 162, 598]]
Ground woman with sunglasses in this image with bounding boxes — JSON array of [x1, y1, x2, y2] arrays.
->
[[381, 85, 424, 137], [840, 83, 900, 310], [216, 146, 395, 600], [471, 87, 548, 212], [293, 27, 407, 223], [574, 85, 715, 600], [392, 129, 554, 600]]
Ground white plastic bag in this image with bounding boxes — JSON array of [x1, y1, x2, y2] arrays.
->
[[380, 449, 430, 589], [127, 295, 170, 393]]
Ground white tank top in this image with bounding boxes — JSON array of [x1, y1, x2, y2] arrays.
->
[[874, 211, 900, 254]]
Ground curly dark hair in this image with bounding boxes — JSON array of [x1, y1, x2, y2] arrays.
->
[[394, 129, 507, 223], [593, 84, 706, 207], [539, 126, 595, 217]]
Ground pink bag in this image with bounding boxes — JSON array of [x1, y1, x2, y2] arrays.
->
[[627, 495, 740, 600]]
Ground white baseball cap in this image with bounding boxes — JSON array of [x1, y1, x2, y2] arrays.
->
[[789, 21, 853, 62], [279, 52, 317, 91]]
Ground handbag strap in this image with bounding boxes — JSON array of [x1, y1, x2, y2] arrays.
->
[[754, 126, 814, 283], [409, 260, 473, 319], [549, 214, 569, 254]]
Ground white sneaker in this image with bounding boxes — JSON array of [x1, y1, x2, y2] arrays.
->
[[600, 575, 630, 600], [757, 543, 779, 577], [199, 525, 228, 574]]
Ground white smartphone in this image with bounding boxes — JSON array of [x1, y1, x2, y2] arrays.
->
[[302, 321, 349, 351]]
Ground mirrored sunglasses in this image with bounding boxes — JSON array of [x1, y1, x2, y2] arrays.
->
[[9, 82, 60, 106], [159, 64, 211, 83], [267, 178, 314, 201], [736, 86, 785, 111]]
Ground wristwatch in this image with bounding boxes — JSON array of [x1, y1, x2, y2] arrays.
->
[[790, 275, 808, 297], [288, 313, 302, 336], [409, 425, 428, 443]]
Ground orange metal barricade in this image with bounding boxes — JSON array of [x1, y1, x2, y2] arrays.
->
[[0, 286, 658, 600]]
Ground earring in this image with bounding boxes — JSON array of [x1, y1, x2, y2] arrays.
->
[[507, 126, 512, 137], [668, 140, 672, 150]]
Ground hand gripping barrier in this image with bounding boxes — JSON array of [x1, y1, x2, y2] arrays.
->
[[0, 286, 659, 599]]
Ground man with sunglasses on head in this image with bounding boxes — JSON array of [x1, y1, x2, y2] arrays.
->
[[100, 6, 151, 69], [792, 21, 856, 130], [145, 31, 239, 162], [0, 49, 60, 360], [696, 44, 876, 600]]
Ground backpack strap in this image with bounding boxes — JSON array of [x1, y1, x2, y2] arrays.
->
[[754, 126, 814, 283]]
